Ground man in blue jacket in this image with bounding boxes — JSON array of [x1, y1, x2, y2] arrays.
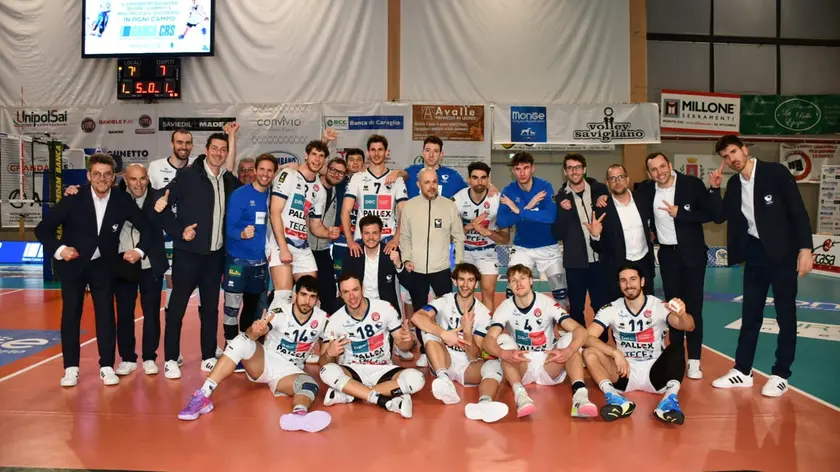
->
[[497, 152, 567, 307], [222, 154, 277, 350], [402, 136, 468, 199]]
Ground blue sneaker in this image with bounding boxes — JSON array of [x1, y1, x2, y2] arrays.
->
[[600, 391, 635, 422], [654, 393, 684, 425]]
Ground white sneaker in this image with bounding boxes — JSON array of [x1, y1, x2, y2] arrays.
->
[[571, 388, 598, 418], [164, 360, 182, 379], [761, 375, 789, 397], [712, 368, 753, 389], [465, 401, 509, 423], [323, 388, 355, 406], [687, 360, 703, 380], [115, 361, 137, 376], [143, 360, 158, 375], [201, 357, 217, 372], [386, 395, 413, 419], [60, 367, 80, 387], [416, 354, 428, 367], [100, 367, 120, 386], [431, 377, 460, 405]]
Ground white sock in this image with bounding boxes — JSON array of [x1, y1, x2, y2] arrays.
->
[[275, 290, 293, 304], [478, 395, 492, 403], [599, 379, 619, 395], [435, 368, 450, 380], [665, 379, 680, 396], [292, 404, 308, 414], [512, 382, 526, 397], [201, 379, 217, 397], [164, 287, 172, 309]]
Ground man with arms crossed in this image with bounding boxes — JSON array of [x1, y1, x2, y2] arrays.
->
[[178, 276, 332, 432], [411, 263, 509, 423]]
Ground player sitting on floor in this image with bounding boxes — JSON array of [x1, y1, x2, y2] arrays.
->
[[178, 276, 332, 433], [582, 263, 695, 425], [411, 262, 509, 423], [483, 264, 598, 419], [319, 273, 424, 419]]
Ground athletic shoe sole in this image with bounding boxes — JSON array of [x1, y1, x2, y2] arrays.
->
[[431, 378, 460, 405], [465, 402, 509, 423], [178, 403, 214, 421], [280, 411, 332, 432]]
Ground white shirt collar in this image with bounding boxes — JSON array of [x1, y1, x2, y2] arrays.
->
[[91, 185, 111, 202]]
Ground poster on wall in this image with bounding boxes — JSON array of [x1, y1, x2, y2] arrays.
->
[[234, 104, 322, 166], [410, 104, 490, 178], [817, 165, 840, 236], [155, 103, 239, 164], [660, 90, 740, 135], [779, 143, 840, 183], [493, 104, 660, 145], [811, 234, 840, 278], [491, 143, 615, 151], [322, 103, 411, 169], [674, 154, 735, 189], [740, 95, 840, 135]]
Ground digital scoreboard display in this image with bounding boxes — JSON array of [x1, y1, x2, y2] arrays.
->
[[117, 58, 181, 100]]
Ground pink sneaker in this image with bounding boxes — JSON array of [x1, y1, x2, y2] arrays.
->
[[279, 410, 332, 432], [178, 390, 214, 420]]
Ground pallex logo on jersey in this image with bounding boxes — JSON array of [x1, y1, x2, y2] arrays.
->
[[619, 327, 654, 343], [515, 330, 547, 347], [280, 338, 313, 354], [351, 332, 384, 354], [289, 194, 312, 217]]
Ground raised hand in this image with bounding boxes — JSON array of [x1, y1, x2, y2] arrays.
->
[[241, 225, 255, 240], [659, 200, 678, 218], [440, 328, 469, 349], [323, 127, 339, 142], [389, 248, 402, 266], [154, 189, 170, 213], [182, 223, 197, 241], [524, 190, 547, 210], [223, 121, 240, 135], [64, 185, 80, 197], [582, 211, 605, 237], [326, 333, 350, 358], [709, 161, 725, 188], [500, 195, 519, 214], [250, 310, 276, 338]]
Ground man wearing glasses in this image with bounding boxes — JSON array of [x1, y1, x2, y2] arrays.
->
[[552, 154, 609, 337], [588, 164, 656, 301], [309, 157, 348, 314]]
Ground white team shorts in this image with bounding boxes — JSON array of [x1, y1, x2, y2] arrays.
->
[[508, 244, 564, 278], [268, 243, 318, 274], [464, 249, 500, 276], [343, 363, 402, 388], [248, 349, 305, 396], [421, 332, 479, 385], [621, 359, 663, 394], [520, 331, 573, 386]]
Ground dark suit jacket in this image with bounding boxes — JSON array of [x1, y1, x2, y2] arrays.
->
[[341, 245, 402, 315], [636, 172, 714, 268], [551, 177, 609, 269], [117, 180, 169, 278], [710, 159, 811, 268], [160, 154, 240, 255], [590, 191, 656, 278], [35, 184, 151, 278]]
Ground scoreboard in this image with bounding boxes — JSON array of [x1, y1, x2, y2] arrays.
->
[[117, 58, 181, 100]]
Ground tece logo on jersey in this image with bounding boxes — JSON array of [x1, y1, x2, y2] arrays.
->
[[14, 109, 69, 127]]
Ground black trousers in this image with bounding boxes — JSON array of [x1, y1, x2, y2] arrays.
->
[[605, 255, 655, 302], [405, 269, 452, 355], [658, 245, 706, 360], [165, 249, 224, 362], [60, 258, 116, 368], [115, 268, 163, 362], [313, 249, 338, 315], [616, 342, 686, 392], [566, 261, 608, 341], [735, 237, 798, 379]]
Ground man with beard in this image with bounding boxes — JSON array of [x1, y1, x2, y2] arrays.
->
[[307, 157, 346, 315], [411, 263, 509, 423], [708, 134, 812, 397], [331, 146, 365, 279], [582, 264, 695, 425], [178, 276, 332, 433], [318, 274, 424, 419]]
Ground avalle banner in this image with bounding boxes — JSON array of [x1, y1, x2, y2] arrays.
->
[[740, 95, 840, 135], [493, 104, 660, 145]]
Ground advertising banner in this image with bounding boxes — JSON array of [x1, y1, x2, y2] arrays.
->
[[740, 95, 840, 135], [323, 103, 411, 169], [410, 104, 490, 179], [812, 235, 840, 279], [817, 165, 840, 236], [660, 90, 740, 135], [779, 143, 840, 183], [494, 104, 660, 145]]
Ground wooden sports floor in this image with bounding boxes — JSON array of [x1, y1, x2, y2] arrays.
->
[[0, 269, 838, 472]]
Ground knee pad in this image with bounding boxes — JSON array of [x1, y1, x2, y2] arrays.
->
[[223, 292, 242, 325], [293, 374, 319, 401], [480, 359, 503, 383], [396, 368, 425, 395], [496, 333, 517, 350], [223, 333, 257, 364], [319, 363, 351, 391], [274, 290, 293, 305]]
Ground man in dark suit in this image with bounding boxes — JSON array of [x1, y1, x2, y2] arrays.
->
[[708, 135, 812, 397], [35, 153, 150, 387], [340, 214, 404, 314], [154, 133, 240, 379], [552, 153, 609, 336], [589, 164, 656, 302], [637, 153, 715, 380]]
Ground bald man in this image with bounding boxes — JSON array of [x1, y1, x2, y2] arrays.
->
[[113, 164, 170, 376]]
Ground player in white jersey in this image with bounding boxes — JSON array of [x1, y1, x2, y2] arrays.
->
[[453, 162, 510, 313], [177, 276, 332, 432], [269, 140, 339, 306], [341, 134, 408, 257], [483, 264, 598, 418], [318, 273, 425, 418], [411, 263, 509, 423], [179, 0, 209, 39], [583, 263, 695, 425]]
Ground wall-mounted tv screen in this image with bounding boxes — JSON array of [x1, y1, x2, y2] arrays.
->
[[82, 0, 215, 58]]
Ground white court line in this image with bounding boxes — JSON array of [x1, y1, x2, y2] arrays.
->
[[0, 289, 24, 297], [702, 344, 840, 413]]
